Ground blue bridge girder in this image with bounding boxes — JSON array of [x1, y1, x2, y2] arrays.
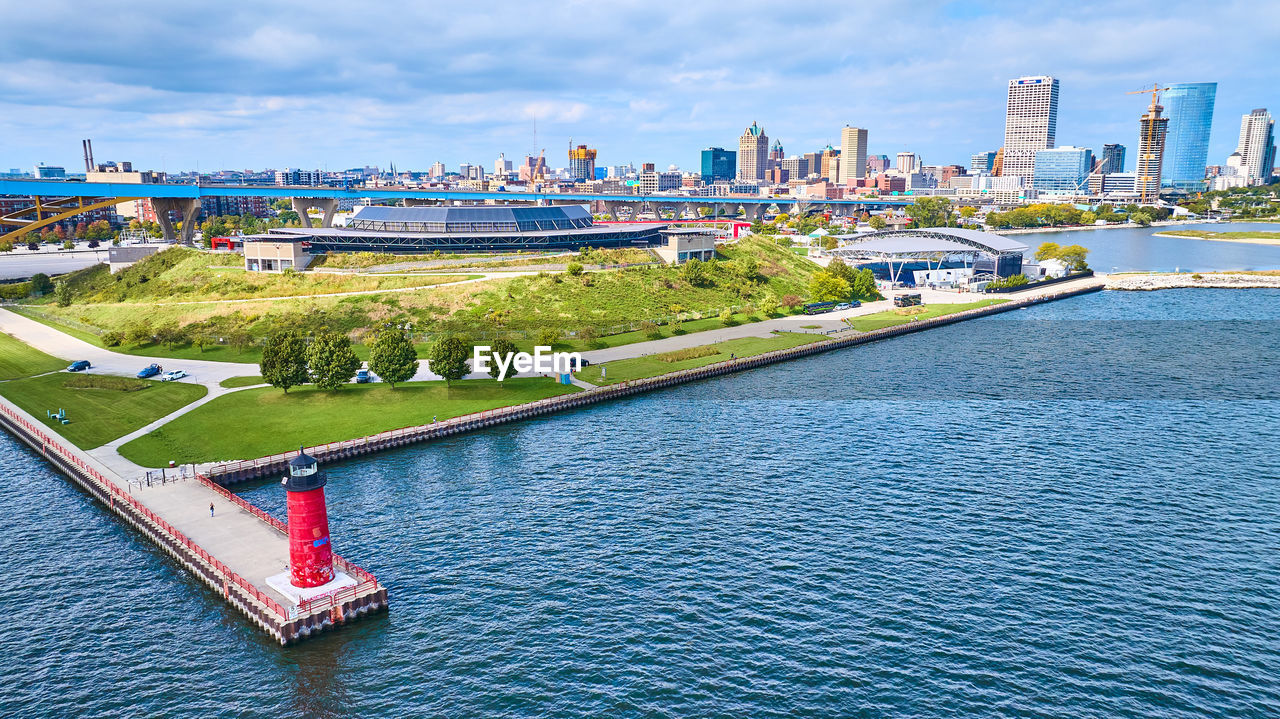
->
[[0, 178, 915, 208]]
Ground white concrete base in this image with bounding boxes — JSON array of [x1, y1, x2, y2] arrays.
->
[[266, 570, 357, 607]]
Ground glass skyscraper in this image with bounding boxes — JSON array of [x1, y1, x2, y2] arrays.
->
[[700, 147, 736, 183], [1033, 146, 1093, 192], [1161, 82, 1216, 191]]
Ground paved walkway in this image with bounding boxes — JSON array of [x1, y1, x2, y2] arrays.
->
[[0, 307, 260, 387]]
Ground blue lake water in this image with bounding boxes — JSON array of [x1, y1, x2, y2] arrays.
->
[[1018, 222, 1280, 273], [1, 288, 1277, 717]]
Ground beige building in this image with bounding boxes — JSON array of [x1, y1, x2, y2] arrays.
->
[[737, 122, 769, 181], [244, 240, 313, 272], [837, 126, 868, 183], [1002, 75, 1060, 183], [654, 228, 717, 264]]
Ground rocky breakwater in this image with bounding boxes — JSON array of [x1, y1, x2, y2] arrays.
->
[[1105, 273, 1280, 291]]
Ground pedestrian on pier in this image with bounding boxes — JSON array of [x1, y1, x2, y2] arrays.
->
[[209, 502, 215, 517]]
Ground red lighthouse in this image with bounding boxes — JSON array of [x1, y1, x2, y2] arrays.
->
[[282, 448, 335, 588]]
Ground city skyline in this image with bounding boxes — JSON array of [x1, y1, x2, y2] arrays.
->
[[0, 1, 1277, 173]]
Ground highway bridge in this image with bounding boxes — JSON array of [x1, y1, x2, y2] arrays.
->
[[0, 178, 915, 244]]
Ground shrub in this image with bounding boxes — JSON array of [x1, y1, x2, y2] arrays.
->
[[656, 346, 719, 363], [566, 262, 584, 276], [639, 320, 661, 339], [781, 294, 802, 309], [719, 308, 735, 326], [101, 331, 124, 347], [536, 328, 560, 347]]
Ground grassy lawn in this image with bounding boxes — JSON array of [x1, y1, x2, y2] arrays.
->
[[220, 375, 264, 388], [118, 377, 580, 467], [1159, 230, 1280, 241], [575, 332, 825, 386], [843, 300, 1007, 332], [0, 331, 67, 380], [0, 372, 207, 449]]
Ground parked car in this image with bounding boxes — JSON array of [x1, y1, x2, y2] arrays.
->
[[833, 303, 853, 311], [355, 368, 373, 383], [66, 360, 91, 372], [569, 357, 591, 371], [160, 369, 188, 382], [136, 364, 162, 379]]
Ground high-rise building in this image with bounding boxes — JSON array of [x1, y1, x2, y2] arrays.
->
[[769, 139, 785, 167], [1161, 83, 1216, 191], [781, 156, 809, 178], [803, 151, 823, 178], [429, 161, 446, 179], [970, 151, 997, 173], [820, 146, 840, 180], [1096, 144, 1126, 174], [274, 168, 323, 186], [838, 126, 868, 184], [494, 153, 513, 177], [866, 154, 890, 174], [737, 122, 769, 181], [1136, 100, 1169, 202], [1236, 108, 1276, 184], [896, 152, 918, 175], [1002, 75, 1060, 182], [1033, 146, 1093, 192], [568, 144, 597, 181], [700, 147, 737, 183]]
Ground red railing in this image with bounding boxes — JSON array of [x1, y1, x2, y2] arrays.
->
[[0, 402, 289, 620]]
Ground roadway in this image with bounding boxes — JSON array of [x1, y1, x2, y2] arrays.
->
[[0, 177, 913, 208]]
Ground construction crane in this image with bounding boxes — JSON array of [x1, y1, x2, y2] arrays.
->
[[532, 148, 547, 182], [1127, 84, 1166, 205]]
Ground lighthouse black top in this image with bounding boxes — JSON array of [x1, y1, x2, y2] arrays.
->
[[282, 448, 327, 492]]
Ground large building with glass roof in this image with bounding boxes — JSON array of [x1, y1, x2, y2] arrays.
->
[[245, 204, 663, 254], [827, 228, 1030, 284]]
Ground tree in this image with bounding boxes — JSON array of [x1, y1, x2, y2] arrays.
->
[[486, 338, 517, 381], [1131, 211, 1153, 226], [759, 295, 779, 317], [565, 262, 584, 276], [781, 294, 802, 309], [809, 271, 852, 302], [29, 273, 53, 295], [1080, 211, 1098, 225], [719, 307, 734, 325], [54, 281, 72, 307], [260, 331, 309, 393], [1055, 244, 1090, 272], [62, 239, 75, 250], [821, 236, 839, 250], [681, 257, 711, 287], [124, 320, 153, 347], [427, 335, 470, 386], [639, 320, 661, 339], [306, 331, 361, 390], [853, 268, 879, 300], [826, 257, 856, 285], [368, 327, 418, 387], [1034, 242, 1061, 262], [868, 215, 887, 231], [908, 197, 954, 228], [959, 206, 978, 220]]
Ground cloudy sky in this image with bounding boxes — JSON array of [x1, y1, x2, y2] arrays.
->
[[1, 0, 1276, 174]]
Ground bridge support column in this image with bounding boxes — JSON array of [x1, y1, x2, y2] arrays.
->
[[151, 198, 202, 245], [292, 198, 340, 228], [604, 201, 621, 222]]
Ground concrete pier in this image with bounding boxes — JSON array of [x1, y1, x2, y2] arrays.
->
[[0, 398, 387, 645]]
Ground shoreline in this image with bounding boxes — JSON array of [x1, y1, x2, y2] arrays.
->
[[1151, 231, 1280, 247], [997, 219, 1217, 236], [1104, 272, 1280, 291]]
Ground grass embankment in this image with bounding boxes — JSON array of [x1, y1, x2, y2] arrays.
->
[[22, 235, 824, 364], [118, 377, 578, 466], [843, 300, 1007, 332], [1156, 230, 1280, 246], [574, 332, 825, 386], [0, 331, 66, 379], [0, 372, 207, 449], [42, 247, 471, 303]]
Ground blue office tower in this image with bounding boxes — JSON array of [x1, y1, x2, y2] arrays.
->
[[1161, 82, 1216, 191]]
